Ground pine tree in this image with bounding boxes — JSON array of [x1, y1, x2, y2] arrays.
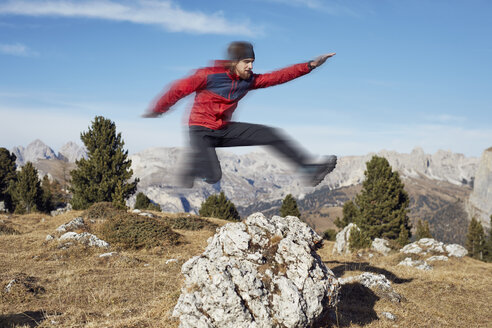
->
[[11, 162, 43, 214], [334, 200, 359, 229], [40, 175, 55, 212], [466, 217, 486, 261], [280, 194, 301, 218], [199, 191, 240, 221], [355, 155, 411, 241], [0, 148, 17, 212], [135, 192, 151, 210], [485, 216, 492, 262], [70, 116, 138, 210], [348, 226, 371, 251], [134, 192, 161, 212], [415, 219, 433, 240]]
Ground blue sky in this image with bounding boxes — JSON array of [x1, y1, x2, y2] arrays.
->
[[1, 0, 491, 158]]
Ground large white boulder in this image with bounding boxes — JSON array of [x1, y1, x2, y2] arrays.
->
[[172, 213, 339, 328]]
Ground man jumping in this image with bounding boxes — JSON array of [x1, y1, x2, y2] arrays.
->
[[143, 41, 337, 188]]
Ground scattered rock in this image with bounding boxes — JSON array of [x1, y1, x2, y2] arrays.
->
[[132, 209, 141, 214], [381, 311, 397, 321], [50, 203, 72, 217], [99, 252, 118, 258], [4, 279, 16, 293], [59, 232, 109, 248], [0, 201, 5, 212], [55, 217, 84, 233], [173, 213, 340, 328], [339, 272, 403, 303], [400, 243, 423, 255], [138, 212, 154, 218], [398, 257, 432, 271], [165, 258, 178, 264], [333, 223, 358, 255], [2, 273, 45, 297], [45, 234, 54, 241], [400, 238, 467, 258], [427, 255, 449, 262], [445, 244, 468, 258], [371, 238, 392, 255]]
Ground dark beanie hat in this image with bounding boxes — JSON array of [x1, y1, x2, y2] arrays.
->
[[227, 41, 255, 61]]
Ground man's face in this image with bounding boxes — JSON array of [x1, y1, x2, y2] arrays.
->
[[234, 58, 254, 79]]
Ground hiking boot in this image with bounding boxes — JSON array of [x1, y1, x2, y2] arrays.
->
[[177, 172, 195, 188], [302, 155, 337, 187]]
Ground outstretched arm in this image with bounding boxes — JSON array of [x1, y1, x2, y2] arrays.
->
[[251, 52, 336, 89], [142, 69, 206, 118]]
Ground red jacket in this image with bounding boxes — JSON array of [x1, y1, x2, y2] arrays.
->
[[151, 61, 313, 130]]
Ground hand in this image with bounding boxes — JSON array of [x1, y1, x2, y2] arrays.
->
[[141, 111, 161, 118], [310, 53, 336, 68]]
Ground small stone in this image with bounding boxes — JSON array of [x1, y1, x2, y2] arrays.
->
[[99, 252, 118, 258], [427, 255, 449, 262], [139, 212, 154, 218], [4, 279, 16, 293], [132, 209, 142, 214], [55, 217, 85, 233], [46, 234, 55, 241], [381, 311, 397, 321], [398, 257, 432, 271], [165, 258, 178, 264]]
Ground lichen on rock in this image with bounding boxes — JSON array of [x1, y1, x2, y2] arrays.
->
[[172, 213, 340, 328]]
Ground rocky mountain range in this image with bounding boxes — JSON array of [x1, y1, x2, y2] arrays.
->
[[9, 139, 492, 243], [11, 139, 86, 166]]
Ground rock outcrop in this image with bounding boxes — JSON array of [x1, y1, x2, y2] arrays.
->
[[338, 272, 403, 303], [400, 238, 467, 258], [172, 213, 339, 328], [332, 223, 358, 255], [468, 147, 492, 229]]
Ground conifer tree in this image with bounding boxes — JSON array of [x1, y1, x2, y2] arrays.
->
[[11, 162, 43, 214], [70, 116, 138, 210], [415, 219, 433, 240], [40, 175, 55, 212], [466, 217, 486, 260], [355, 155, 411, 242], [280, 194, 301, 218], [134, 192, 161, 212], [348, 226, 371, 251], [135, 192, 152, 210], [334, 200, 359, 229], [199, 191, 240, 221], [0, 148, 17, 211], [485, 216, 492, 262]]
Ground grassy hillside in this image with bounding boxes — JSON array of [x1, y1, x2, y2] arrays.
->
[[1, 210, 490, 327]]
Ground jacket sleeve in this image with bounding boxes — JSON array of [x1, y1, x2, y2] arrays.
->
[[251, 62, 312, 89], [150, 69, 207, 114]]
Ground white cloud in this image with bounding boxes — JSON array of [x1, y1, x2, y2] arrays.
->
[[0, 0, 258, 36], [264, 0, 360, 16], [0, 42, 37, 57]]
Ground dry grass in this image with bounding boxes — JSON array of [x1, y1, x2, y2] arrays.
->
[[1, 211, 491, 328]]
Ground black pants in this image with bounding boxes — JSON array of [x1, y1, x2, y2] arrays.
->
[[187, 122, 309, 184]]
